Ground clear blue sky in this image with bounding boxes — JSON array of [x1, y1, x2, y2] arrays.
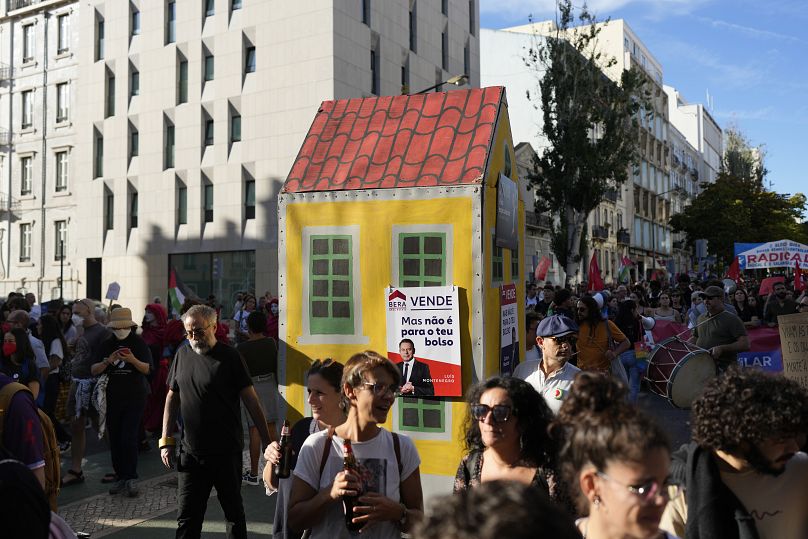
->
[[480, 0, 807, 199]]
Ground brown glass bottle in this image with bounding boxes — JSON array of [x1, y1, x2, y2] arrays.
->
[[342, 439, 362, 532], [273, 420, 292, 479]]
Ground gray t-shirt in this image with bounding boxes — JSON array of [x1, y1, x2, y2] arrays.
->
[[70, 323, 112, 379]]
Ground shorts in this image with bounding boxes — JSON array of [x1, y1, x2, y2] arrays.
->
[[242, 373, 279, 427], [66, 379, 99, 421]]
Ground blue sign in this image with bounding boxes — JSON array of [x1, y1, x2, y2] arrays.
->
[[737, 350, 783, 373]]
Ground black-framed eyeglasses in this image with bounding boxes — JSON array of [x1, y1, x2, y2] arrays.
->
[[361, 382, 399, 397], [471, 404, 512, 423], [596, 471, 681, 503], [548, 334, 577, 345], [184, 326, 211, 338]]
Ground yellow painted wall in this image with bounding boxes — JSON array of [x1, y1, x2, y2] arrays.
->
[[282, 195, 475, 475]]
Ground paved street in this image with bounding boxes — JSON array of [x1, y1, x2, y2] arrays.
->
[[57, 389, 688, 537]]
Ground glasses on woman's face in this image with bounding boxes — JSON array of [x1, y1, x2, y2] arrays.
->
[[361, 382, 399, 397], [471, 403, 512, 423], [596, 471, 681, 503]]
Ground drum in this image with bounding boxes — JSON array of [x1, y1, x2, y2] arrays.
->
[[645, 337, 716, 408]]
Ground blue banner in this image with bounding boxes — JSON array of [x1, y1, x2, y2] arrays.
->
[[737, 350, 782, 373]]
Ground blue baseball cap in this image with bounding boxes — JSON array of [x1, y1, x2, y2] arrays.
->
[[536, 314, 579, 338]]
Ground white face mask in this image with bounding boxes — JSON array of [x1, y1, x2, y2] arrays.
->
[[71, 314, 84, 326], [144, 312, 156, 323], [113, 328, 131, 340]]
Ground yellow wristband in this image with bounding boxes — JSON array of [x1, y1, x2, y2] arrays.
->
[[159, 436, 176, 448]]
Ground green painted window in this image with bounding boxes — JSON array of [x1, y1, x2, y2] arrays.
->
[[310, 235, 353, 334], [492, 236, 503, 282], [399, 397, 444, 433], [399, 233, 445, 287]]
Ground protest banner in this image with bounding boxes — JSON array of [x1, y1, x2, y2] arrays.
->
[[499, 284, 518, 376], [777, 312, 808, 390], [737, 350, 783, 373], [735, 239, 808, 270], [386, 286, 461, 397]]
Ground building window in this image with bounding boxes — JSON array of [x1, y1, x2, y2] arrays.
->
[[96, 19, 105, 61], [164, 122, 175, 169], [130, 191, 139, 229], [204, 118, 214, 146], [131, 8, 141, 35], [19, 224, 32, 262], [106, 74, 115, 117], [310, 235, 353, 334], [23, 25, 35, 62], [178, 59, 188, 103], [401, 63, 409, 94], [464, 41, 470, 76], [54, 221, 67, 261], [511, 244, 519, 282], [409, 5, 416, 52], [245, 179, 255, 220], [399, 233, 445, 287], [230, 114, 241, 142], [399, 397, 444, 433], [21, 90, 33, 129], [232, 0, 242, 10], [95, 133, 104, 177], [56, 82, 69, 123], [20, 156, 33, 196], [130, 69, 140, 97], [370, 49, 378, 95], [206, 0, 215, 17], [492, 235, 503, 282], [203, 184, 214, 222], [55, 151, 68, 192], [167, 1, 176, 44], [177, 184, 188, 225], [129, 127, 139, 159], [441, 29, 448, 70], [469, 0, 475, 35], [245, 46, 256, 73], [204, 54, 214, 81], [362, 0, 370, 25], [105, 192, 114, 230], [57, 14, 70, 53], [441, 0, 448, 16]]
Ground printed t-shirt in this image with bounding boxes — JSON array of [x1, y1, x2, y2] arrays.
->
[[576, 320, 627, 371], [294, 428, 420, 539], [97, 333, 153, 402], [0, 374, 45, 470], [167, 342, 252, 455]]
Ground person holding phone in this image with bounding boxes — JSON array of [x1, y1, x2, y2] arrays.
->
[[92, 307, 153, 497]]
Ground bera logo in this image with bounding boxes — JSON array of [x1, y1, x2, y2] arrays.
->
[[388, 289, 407, 311]]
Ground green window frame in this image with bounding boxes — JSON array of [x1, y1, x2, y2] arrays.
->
[[310, 235, 353, 335], [399, 233, 446, 287], [399, 397, 445, 433], [492, 235, 504, 283]]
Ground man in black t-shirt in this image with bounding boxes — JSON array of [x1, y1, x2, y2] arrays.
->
[[161, 305, 270, 539]]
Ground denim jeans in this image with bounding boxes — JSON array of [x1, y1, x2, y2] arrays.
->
[[620, 350, 647, 404]]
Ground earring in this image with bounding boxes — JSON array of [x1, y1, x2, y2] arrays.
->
[[593, 495, 601, 509]]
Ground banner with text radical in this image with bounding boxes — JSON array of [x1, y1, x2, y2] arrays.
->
[[386, 286, 462, 397], [778, 313, 808, 391], [735, 239, 808, 270]]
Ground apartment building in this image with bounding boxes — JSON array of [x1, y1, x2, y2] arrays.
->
[[0, 0, 80, 301], [665, 84, 722, 185], [2, 0, 479, 312]]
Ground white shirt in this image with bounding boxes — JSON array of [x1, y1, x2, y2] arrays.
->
[[521, 361, 580, 414], [400, 359, 414, 384], [46, 339, 64, 374]]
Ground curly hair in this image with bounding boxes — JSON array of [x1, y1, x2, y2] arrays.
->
[[692, 367, 808, 452], [577, 296, 602, 326], [412, 480, 579, 539], [462, 377, 555, 469], [551, 372, 669, 515]]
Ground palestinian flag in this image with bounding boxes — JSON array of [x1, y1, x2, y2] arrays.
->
[[168, 268, 189, 317]]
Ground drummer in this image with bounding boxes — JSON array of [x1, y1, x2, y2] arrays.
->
[[688, 285, 749, 372], [513, 314, 581, 414]]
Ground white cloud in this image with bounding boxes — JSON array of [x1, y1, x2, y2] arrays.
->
[[713, 106, 774, 121], [696, 17, 805, 43], [479, 0, 708, 23]]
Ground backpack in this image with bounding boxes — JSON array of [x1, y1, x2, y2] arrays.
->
[[0, 382, 61, 511]]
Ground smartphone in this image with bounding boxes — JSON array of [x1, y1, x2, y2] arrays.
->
[[118, 347, 131, 355]]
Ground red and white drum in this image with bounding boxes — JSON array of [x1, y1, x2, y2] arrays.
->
[[645, 337, 716, 408]]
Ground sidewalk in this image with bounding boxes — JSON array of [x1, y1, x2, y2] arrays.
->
[[57, 434, 275, 538]]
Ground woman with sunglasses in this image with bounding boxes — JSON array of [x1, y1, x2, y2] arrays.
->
[[263, 358, 346, 539], [288, 351, 423, 538], [454, 377, 569, 509], [552, 372, 680, 538]]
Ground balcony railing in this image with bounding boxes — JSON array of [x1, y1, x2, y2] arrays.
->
[[0, 129, 12, 146], [9, 0, 40, 10], [617, 228, 630, 245], [603, 189, 618, 203], [0, 193, 20, 215], [592, 225, 609, 240], [526, 211, 551, 230], [0, 62, 13, 81]]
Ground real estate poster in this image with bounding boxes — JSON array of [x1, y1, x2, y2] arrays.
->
[[386, 286, 461, 397], [500, 283, 519, 376]]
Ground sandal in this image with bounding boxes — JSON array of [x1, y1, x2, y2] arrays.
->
[[62, 469, 85, 487], [101, 473, 118, 484]]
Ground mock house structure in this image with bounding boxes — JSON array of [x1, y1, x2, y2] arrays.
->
[[277, 86, 524, 496]]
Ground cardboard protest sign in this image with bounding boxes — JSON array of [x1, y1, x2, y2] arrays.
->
[[386, 286, 461, 397], [777, 313, 808, 390]]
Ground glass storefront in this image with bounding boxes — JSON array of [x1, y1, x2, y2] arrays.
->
[[168, 250, 255, 317]]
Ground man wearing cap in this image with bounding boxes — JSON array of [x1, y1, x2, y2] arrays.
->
[[688, 285, 749, 372], [513, 315, 581, 414]]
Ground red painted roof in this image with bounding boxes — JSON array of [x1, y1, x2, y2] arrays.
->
[[283, 87, 504, 193]]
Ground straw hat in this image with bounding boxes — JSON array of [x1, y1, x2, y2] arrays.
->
[[107, 308, 137, 329]]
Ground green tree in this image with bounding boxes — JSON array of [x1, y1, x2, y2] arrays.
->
[[524, 1, 647, 285], [670, 172, 807, 264], [723, 126, 766, 184]]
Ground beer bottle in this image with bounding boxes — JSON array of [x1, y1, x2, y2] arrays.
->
[[274, 420, 292, 479], [342, 439, 362, 532]]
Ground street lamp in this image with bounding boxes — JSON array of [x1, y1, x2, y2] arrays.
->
[[650, 186, 685, 278], [413, 74, 469, 94]]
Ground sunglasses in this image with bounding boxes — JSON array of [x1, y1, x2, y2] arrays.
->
[[471, 403, 512, 423], [361, 382, 399, 397], [548, 334, 577, 345], [184, 326, 211, 338], [597, 471, 682, 503]]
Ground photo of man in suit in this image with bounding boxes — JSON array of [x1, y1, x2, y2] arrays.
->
[[397, 339, 434, 396]]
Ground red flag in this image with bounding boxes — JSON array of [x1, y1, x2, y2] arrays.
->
[[796, 262, 805, 292], [535, 256, 552, 281], [725, 256, 740, 282], [588, 253, 604, 291]]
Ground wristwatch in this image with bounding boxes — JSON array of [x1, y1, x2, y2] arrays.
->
[[398, 503, 408, 528]]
